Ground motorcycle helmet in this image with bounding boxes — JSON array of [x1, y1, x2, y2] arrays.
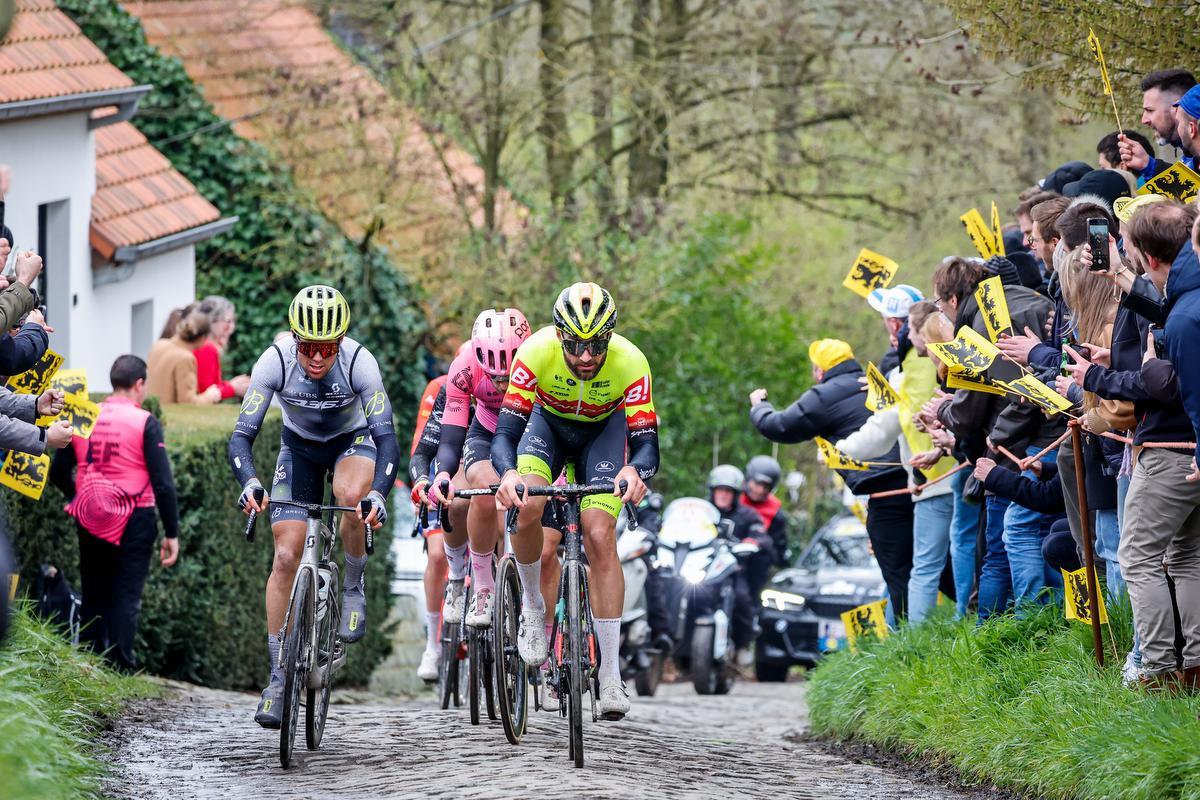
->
[[707, 464, 744, 509], [745, 455, 782, 492]]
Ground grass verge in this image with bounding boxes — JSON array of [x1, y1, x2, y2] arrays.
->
[[808, 600, 1200, 800], [0, 604, 152, 800]]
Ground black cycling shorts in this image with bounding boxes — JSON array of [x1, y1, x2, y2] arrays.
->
[[271, 427, 376, 524], [516, 406, 626, 517]]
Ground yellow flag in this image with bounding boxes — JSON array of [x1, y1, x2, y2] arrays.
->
[[0, 450, 51, 500], [990, 201, 1006, 257], [959, 208, 999, 259], [1062, 567, 1109, 625], [947, 370, 1006, 396], [928, 326, 1001, 377], [36, 394, 101, 438], [6, 349, 63, 395], [849, 501, 868, 526], [842, 248, 898, 298], [49, 369, 88, 399], [814, 437, 870, 471], [864, 361, 902, 412], [7, 574, 17, 602], [1086, 28, 1113, 97], [974, 275, 1013, 342], [1000, 374, 1075, 415], [1138, 160, 1200, 203], [842, 598, 889, 653]]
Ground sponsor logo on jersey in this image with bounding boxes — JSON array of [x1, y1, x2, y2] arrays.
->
[[595, 461, 616, 473], [273, 465, 287, 485], [289, 398, 353, 410], [364, 390, 388, 417], [452, 367, 473, 393], [241, 390, 266, 416], [529, 436, 547, 447]]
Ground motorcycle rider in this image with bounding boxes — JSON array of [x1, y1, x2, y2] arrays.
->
[[741, 455, 791, 567], [628, 491, 673, 653], [707, 465, 773, 667]]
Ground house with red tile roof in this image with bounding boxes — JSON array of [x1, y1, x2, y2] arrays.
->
[[0, 0, 233, 388]]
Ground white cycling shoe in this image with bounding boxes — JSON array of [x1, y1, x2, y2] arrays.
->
[[417, 646, 440, 682], [466, 587, 495, 629], [598, 677, 630, 721], [443, 579, 466, 625], [517, 606, 548, 664]]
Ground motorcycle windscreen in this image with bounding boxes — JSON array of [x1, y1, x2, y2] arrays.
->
[[658, 497, 719, 548]]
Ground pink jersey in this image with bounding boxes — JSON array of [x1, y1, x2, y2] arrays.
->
[[443, 350, 506, 432]]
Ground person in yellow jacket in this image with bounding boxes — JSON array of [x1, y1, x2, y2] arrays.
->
[[837, 286, 959, 623]]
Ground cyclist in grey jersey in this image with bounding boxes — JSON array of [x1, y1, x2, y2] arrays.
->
[[229, 286, 398, 729]]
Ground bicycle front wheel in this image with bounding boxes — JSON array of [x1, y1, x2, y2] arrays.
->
[[438, 620, 460, 710], [567, 561, 584, 768], [306, 562, 339, 750], [280, 575, 313, 769], [494, 556, 528, 744], [468, 626, 482, 725]]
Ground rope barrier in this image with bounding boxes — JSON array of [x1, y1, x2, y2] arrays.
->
[[867, 461, 969, 499]]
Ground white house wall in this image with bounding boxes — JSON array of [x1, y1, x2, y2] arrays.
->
[[88, 247, 196, 391], [0, 111, 93, 368]]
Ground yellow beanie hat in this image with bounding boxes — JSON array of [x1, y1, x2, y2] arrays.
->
[[808, 339, 854, 371]]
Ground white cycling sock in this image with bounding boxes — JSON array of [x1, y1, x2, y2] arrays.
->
[[516, 558, 544, 613], [345, 553, 367, 591], [425, 611, 441, 649], [267, 634, 283, 681], [470, 549, 496, 594], [594, 618, 621, 684], [444, 541, 468, 580]]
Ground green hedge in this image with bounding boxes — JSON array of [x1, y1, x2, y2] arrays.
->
[[8, 404, 395, 690]]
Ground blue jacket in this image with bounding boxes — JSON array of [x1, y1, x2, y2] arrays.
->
[[1163, 242, 1200, 463]]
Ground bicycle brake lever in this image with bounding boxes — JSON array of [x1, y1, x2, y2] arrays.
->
[[243, 487, 265, 543], [438, 479, 453, 533], [358, 499, 376, 555]]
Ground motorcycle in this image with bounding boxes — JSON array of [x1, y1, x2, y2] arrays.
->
[[616, 519, 664, 696], [655, 497, 759, 695]]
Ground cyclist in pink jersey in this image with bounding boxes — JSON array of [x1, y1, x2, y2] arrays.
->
[[430, 308, 531, 628]]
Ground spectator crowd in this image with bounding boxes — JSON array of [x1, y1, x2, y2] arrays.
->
[[749, 68, 1200, 693]]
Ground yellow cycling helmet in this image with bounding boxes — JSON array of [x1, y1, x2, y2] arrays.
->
[[289, 285, 350, 341], [552, 282, 616, 340]]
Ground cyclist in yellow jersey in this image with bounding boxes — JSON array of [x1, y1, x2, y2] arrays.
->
[[493, 282, 658, 721]]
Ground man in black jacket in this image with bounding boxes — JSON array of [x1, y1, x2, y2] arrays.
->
[[749, 338, 912, 618], [707, 464, 772, 664]]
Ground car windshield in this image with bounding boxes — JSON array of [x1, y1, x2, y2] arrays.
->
[[801, 532, 875, 570]]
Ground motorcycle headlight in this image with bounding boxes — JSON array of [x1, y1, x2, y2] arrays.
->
[[681, 561, 707, 584], [761, 589, 806, 612]]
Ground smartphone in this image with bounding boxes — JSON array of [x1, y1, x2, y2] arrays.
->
[[1059, 337, 1069, 377], [1087, 218, 1109, 272]]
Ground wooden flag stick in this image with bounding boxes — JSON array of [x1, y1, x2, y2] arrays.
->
[[1071, 421, 1104, 667]]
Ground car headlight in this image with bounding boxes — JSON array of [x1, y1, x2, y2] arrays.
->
[[761, 589, 806, 612]]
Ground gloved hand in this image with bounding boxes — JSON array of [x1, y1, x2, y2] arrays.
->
[[359, 490, 388, 529], [239, 479, 267, 513], [410, 477, 429, 507]]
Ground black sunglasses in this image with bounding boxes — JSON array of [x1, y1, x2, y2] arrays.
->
[[561, 335, 611, 357]]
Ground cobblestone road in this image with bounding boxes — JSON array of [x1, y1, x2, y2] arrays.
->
[[105, 679, 981, 800]]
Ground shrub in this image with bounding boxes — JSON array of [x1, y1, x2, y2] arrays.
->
[[8, 404, 395, 689]]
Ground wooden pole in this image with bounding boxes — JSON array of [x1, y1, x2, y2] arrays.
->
[[1071, 422, 1104, 667]]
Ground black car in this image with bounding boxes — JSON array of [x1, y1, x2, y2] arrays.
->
[[754, 514, 884, 681]]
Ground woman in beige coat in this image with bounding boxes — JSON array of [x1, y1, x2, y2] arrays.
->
[[146, 305, 221, 405]]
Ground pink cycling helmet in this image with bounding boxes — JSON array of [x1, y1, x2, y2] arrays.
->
[[471, 307, 530, 377]]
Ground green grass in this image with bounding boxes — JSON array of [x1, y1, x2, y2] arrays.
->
[[0, 604, 152, 800], [808, 601, 1200, 800]]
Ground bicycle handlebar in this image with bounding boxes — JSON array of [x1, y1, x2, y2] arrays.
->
[[433, 478, 641, 533], [241, 494, 375, 554]]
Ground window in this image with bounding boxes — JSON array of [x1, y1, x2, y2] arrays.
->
[[37, 200, 70, 360], [131, 300, 154, 359]]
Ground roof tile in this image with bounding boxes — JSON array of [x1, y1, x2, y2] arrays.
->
[[90, 123, 221, 259]]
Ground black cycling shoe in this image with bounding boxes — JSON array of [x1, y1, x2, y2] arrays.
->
[[340, 583, 367, 643], [255, 676, 284, 729]]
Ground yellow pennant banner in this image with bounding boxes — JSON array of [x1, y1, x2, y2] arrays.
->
[[842, 249, 898, 298], [1086, 27, 1113, 97], [864, 361, 902, 412], [999, 374, 1075, 415], [842, 598, 889, 653], [960, 208, 1000, 259], [1138, 160, 1200, 204], [947, 370, 1006, 396], [36, 393, 100, 438], [7, 573, 17, 602], [849, 500, 867, 526], [990, 201, 1006, 257], [974, 275, 1013, 342], [6, 349, 63, 395], [1062, 566, 1109, 625], [0, 450, 51, 500], [814, 437, 870, 471], [928, 326, 1001, 377], [49, 369, 87, 399]]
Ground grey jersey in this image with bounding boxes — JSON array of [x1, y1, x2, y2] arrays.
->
[[229, 337, 400, 497]]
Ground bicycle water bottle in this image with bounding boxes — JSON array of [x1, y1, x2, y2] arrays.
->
[[317, 566, 331, 623]]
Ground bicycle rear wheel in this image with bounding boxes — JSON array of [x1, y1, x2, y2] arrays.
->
[[438, 620, 460, 710], [494, 556, 528, 744], [306, 562, 339, 750], [280, 575, 312, 769], [567, 561, 584, 769]]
